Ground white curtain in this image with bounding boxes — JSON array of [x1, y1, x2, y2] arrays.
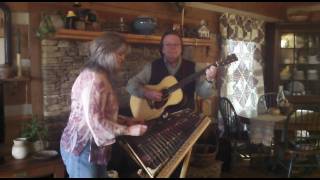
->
[[218, 13, 265, 116], [220, 40, 264, 115]]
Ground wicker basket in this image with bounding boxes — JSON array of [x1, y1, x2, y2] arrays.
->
[[188, 160, 223, 178], [190, 144, 217, 167]]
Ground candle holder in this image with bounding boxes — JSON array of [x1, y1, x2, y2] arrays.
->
[[16, 29, 23, 78], [16, 53, 23, 78]]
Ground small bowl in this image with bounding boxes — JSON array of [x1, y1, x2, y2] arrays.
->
[[32, 150, 58, 160]]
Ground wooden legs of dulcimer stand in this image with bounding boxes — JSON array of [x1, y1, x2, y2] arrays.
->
[[179, 149, 192, 178]]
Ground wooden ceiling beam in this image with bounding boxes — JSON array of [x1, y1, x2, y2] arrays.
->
[[287, 5, 320, 14], [185, 2, 282, 22]]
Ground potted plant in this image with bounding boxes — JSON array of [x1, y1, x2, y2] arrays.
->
[[21, 116, 48, 152]]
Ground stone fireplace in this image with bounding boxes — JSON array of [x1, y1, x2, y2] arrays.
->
[[41, 39, 215, 149]]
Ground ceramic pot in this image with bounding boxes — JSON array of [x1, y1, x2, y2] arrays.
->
[[11, 137, 29, 159], [32, 140, 47, 152], [133, 16, 157, 35]]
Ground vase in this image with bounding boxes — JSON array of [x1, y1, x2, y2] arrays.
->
[[11, 137, 29, 159]]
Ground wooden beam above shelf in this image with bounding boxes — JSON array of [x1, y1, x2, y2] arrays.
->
[[54, 29, 215, 47]]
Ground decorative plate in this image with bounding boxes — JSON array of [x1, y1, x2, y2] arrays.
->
[[32, 150, 58, 160]]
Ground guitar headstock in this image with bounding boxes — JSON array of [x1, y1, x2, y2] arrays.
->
[[217, 53, 238, 67]]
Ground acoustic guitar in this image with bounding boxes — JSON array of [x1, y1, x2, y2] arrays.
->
[[130, 54, 238, 120]]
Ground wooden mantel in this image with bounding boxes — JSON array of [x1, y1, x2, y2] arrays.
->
[[54, 29, 215, 47]]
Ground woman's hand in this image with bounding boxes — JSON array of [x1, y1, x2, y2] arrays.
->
[[125, 124, 148, 136], [118, 115, 144, 126]]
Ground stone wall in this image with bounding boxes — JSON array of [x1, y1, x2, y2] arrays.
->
[[41, 39, 88, 148]]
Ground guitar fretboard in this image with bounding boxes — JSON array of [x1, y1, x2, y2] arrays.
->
[[166, 54, 237, 94]]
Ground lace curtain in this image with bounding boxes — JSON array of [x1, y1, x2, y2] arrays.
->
[[218, 13, 266, 115]]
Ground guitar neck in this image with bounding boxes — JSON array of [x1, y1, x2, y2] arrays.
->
[[166, 53, 237, 94], [167, 63, 215, 94]]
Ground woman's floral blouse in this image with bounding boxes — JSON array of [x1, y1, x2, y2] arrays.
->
[[60, 69, 126, 165]]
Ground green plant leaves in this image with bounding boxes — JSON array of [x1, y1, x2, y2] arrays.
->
[[36, 13, 56, 39], [21, 116, 48, 142]]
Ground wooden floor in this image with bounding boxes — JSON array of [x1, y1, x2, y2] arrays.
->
[[187, 157, 320, 178]]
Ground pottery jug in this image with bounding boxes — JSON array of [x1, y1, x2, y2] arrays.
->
[[11, 137, 29, 159], [133, 16, 157, 35]]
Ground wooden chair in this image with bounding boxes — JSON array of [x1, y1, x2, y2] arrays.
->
[[273, 104, 320, 178], [218, 97, 250, 163], [257, 92, 278, 114]]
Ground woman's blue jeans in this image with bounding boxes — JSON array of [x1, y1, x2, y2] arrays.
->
[[60, 143, 107, 178]]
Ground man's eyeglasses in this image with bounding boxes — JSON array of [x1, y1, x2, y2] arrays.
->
[[163, 43, 181, 47]]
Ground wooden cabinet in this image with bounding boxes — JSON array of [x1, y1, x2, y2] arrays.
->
[[265, 23, 320, 103]]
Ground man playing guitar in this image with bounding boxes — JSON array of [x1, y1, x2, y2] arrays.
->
[[126, 30, 218, 120]]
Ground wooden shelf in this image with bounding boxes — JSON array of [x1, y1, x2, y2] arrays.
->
[[54, 29, 214, 47], [0, 76, 30, 82]]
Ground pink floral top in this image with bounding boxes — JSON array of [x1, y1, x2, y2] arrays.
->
[[60, 69, 127, 165]]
